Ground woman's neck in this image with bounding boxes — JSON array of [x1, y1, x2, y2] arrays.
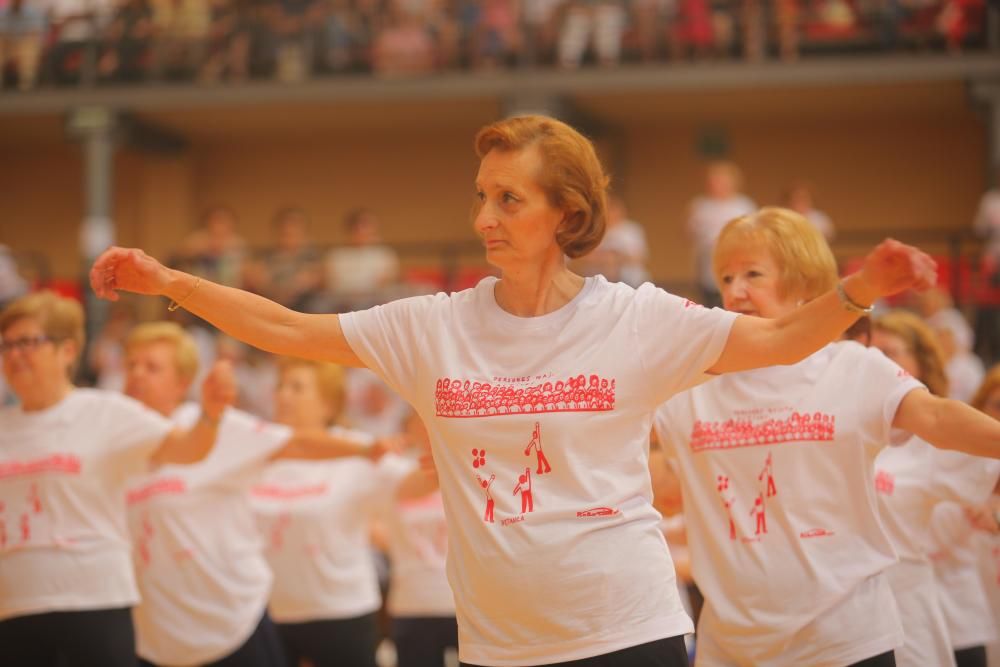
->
[[19, 381, 73, 412], [495, 260, 585, 318]]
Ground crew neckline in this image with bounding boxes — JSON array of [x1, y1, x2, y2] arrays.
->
[[480, 275, 598, 329]]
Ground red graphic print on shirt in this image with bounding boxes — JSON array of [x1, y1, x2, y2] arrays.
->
[[434, 374, 615, 418], [523, 422, 552, 475], [874, 470, 895, 495], [690, 412, 835, 452], [717, 475, 737, 540], [0, 454, 82, 479], [512, 468, 534, 514], [750, 493, 768, 536], [471, 448, 487, 469], [758, 452, 777, 497], [127, 477, 188, 505], [136, 512, 155, 566], [477, 474, 496, 523]]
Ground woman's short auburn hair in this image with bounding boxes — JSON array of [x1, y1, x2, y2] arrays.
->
[[474, 115, 610, 259], [970, 363, 1000, 412], [277, 357, 346, 424], [0, 291, 85, 373], [125, 322, 200, 386], [713, 207, 838, 303], [873, 310, 949, 398]]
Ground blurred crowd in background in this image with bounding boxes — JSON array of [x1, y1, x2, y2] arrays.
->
[[0, 0, 996, 90]]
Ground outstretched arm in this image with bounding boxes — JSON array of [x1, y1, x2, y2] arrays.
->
[[709, 239, 936, 374], [151, 359, 236, 465], [90, 247, 363, 366], [893, 388, 1000, 460]]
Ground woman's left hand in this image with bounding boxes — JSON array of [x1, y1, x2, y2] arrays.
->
[[849, 238, 938, 304], [200, 360, 237, 422]]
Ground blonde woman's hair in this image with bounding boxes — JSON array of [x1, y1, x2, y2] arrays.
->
[[873, 310, 949, 397], [125, 322, 200, 385], [277, 357, 346, 424], [713, 206, 839, 302]]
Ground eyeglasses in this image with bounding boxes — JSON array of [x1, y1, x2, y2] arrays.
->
[[0, 335, 57, 355]]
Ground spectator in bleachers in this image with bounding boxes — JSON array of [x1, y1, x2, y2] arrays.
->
[[0, 0, 46, 90], [316, 0, 355, 72], [469, 0, 520, 68], [149, 0, 211, 79], [629, 0, 670, 63], [686, 160, 756, 306], [324, 208, 399, 310], [557, 0, 627, 68], [783, 180, 835, 241], [173, 205, 249, 289], [371, 2, 436, 76], [201, 0, 275, 82], [669, 0, 717, 59], [273, 0, 320, 81], [519, 0, 563, 66], [244, 206, 323, 311], [46, 0, 117, 84], [98, 0, 156, 82]]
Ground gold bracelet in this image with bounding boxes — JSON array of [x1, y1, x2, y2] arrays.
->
[[167, 277, 202, 312], [836, 280, 874, 315]]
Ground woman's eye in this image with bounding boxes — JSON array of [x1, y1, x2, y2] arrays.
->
[[475, 192, 485, 202], [721, 276, 733, 285], [503, 192, 518, 204]]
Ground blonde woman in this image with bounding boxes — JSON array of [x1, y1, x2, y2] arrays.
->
[[654, 208, 1000, 667], [251, 358, 385, 667], [123, 323, 380, 667]]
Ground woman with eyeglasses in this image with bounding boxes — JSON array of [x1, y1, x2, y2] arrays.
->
[[0, 291, 232, 667]]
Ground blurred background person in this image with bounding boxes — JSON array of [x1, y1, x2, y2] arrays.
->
[[173, 205, 249, 290], [324, 208, 400, 311], [783, 180, 836, 242], [573, 192, 651, 287], [244, 206, 323, 312], [917, 287, 985, 403], [251, 357, 384, 667], [557, 0, 628, 68], [0, 0, 47, 90], [685, 160, 756, 306], [374, 410, 457, 667], [870, 309, 1000, 667]]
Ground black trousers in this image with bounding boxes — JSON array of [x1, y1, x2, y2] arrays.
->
[[393, 616, 459, 667], [849, 651, 896, 667], [955, 646, 988, 667], [0, 606, 137, 667], [277, 611, 378, 667], [138, 611, 287, 667], [461, 635, 689, 667]]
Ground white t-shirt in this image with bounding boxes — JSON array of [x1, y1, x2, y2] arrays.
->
[[251, 426, 382, 623], [686, 195, 756, 291], [128, 404, 290, 666], [874, 436, 998, 667], [929, 501, 1000, 650], [376, 453, 455, 618], [653, 342, 922, 665], [341, 276, 737, 666], [0, 389, 170, 621]]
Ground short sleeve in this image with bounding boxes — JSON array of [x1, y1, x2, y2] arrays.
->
[[215, 408, 292, 475], [340, 294, 442, 404], [928, 448, 1000, 506], [856, 347, 926, 450], [99, 392, 173, 479], [635, 284, 738, 406]]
